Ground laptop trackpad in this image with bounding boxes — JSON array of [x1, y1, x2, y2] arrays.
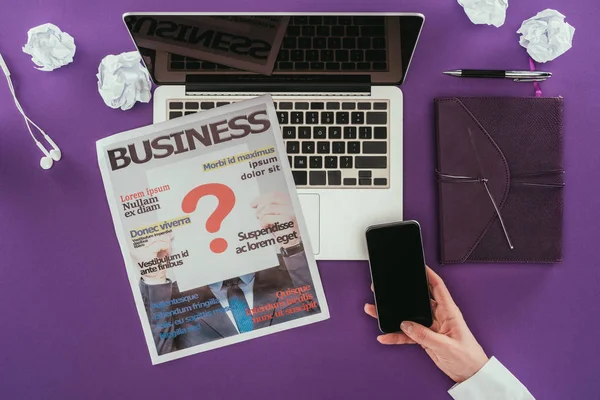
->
[[298, 194, 320, 255]]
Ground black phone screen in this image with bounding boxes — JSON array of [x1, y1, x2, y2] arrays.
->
[[366, 221, 432, 333]]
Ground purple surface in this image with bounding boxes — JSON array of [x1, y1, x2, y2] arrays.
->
[[0, 1, 598, 399]]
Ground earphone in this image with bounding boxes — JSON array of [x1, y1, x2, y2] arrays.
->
[[0, 53, 62, 169]]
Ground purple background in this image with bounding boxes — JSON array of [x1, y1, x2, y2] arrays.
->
[[0, 1, 598, 398]]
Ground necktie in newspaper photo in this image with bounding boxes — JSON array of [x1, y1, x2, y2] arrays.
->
[[224, 278, 254, 333]]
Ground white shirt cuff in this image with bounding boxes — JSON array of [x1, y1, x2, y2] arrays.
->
[[448, 357, 535, 400]]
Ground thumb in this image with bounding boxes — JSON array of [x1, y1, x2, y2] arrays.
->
[[400, 321, 448, 349]]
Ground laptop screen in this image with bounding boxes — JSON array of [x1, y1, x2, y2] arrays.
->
[[123, 13, 424, 87]]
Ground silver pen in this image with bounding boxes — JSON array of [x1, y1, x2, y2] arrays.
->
[[443, 69, 552, 82]]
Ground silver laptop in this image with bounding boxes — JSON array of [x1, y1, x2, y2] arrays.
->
[[123, 12, 425, 260]]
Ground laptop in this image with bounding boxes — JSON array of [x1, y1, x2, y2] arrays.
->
[[123, 12, 425, 260]]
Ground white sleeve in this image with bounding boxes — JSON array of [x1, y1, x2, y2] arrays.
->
[[448, 357, 535, 400]]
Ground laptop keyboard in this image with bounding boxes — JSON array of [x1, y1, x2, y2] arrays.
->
[[167, 99, 390, 189], [168, 16, 387, 73]]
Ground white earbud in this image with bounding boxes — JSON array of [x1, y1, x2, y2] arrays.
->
[[0, 53, 62, 170]]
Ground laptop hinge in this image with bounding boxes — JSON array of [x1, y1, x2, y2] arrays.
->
[[185, 74, 371, 96]]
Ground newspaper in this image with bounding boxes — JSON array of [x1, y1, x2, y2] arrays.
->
[[124, 15, 289, 75], [97, 96, 329, 364]]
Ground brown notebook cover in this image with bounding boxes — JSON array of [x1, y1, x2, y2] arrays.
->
[[434, 97, 564, 264]]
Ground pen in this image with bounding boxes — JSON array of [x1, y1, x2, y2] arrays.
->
[[443, 69, 552, 82]]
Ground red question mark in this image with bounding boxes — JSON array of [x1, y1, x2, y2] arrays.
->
[[181, 183, 236, 254]]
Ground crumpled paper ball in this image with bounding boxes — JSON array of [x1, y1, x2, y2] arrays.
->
[[22, 23, 76, 71], [97, 51, 152, 111], [517, 9, 575, 63], [457, 0, 508, 28]]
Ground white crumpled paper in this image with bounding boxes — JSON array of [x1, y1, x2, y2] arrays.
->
[[97, 51, 152, 111], [22, 23, 76, 71], [457, 0, 508, 28], [517, 9, 575, 63]]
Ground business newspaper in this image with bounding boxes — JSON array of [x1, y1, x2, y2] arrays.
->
[[97, 96, 329, 364]]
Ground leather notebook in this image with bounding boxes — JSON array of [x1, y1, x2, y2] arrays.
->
[[434, 97, 564, 264]]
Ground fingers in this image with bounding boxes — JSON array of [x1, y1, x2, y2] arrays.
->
[[371, 283, 374, 293], [377, 333, 416, 345], [400, 320, 450, 350], [364, 303, 377, 319], [426, 266, 456, 307]]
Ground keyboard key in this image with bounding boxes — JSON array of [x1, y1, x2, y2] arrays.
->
[[362, 26, 385, 36], [294, 156, 307, 168], [200, 102, 214, 109], [351, 112, 365, 124], [306, 50, 319, 61], [359, 170, 372, 178], [339, 16, 352, 25], [291, 50, 304, 61], [302, 141, 315, 154], [293, 16, 308, 24], [359, 178, 372, 186], [302, 26, 315, 36], [373, 102, 388, 110], [372, 37, 387, 49], [321, 50, 334, 62], [216, 102, 229, 107], [295, 61, 310, 70], [327, 37, 342, 49], [298, 37, 312, 49], [186, 102, 200, 110], [357, 103, 371, 110], [311, 102, 324, 110], [279, 102, 293, 110], [340, 156, 353, 168], [279, 62, 294, 70], [277, 50, 289, 62], [373, 62, 387, 70], [310, 156, 323, 168], [357, 62, 371, 70], [287, 26, 301, 36], [288, 156, 292, 167], [299, 127, 311, 139], [292, 171, 307, 185], [170, 54, 184, 61], [310, 62, 325, 70], [350, 50, 364, 62], [335, 50, 349, 62], [325, 62, 341, 70], [283, 37, 296, 49], [332, 142, 345, 154], [282, 126, 296, 139], [328, 170, 342, 185], [322, 112, 334, 124], [343, 127, 357, 139], [314, 37, 327, 49], [329, 127, 342, 139], [186, 61, 201, 69], [316, 26, 330, 36], [325, 156, 338, 169], [169, 111, 183, 119], [374, 127, 387, 139], [287, 141, 300, 154], [366, 50, 386, 62], [358, 38, 371, 49], [310, 171, 327, 185], [343, 178, 357, 186], [313, 127, 327, 139], [341, 63, 355, 71], [277, 112, 289, 124], [306, 112, 319, 124], [374, 178, 388, 186], [185, 111, 196, 115], [317, 142, 330, 154], [363, 142, 387, 154], [295, 102, 309, 110], [342, 102, 356, 110], [309, 16, 323, 24], [354, 16, 385, 25], [336, 112, 350, 124], [343, 38, 356, 49], [346, 26, 360, 37], [170, 102, 183, 110], [290, 112, 304, 124], [367, 112, 387, 124], [326, 102, 340, 110], [324, 16, 337, 24], [355, 156, 387, 169], [359, 127, 372, 139], [331, 26, 345, 36], [348, 141, 361, 154]]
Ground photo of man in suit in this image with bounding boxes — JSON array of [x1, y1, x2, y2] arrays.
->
[[133, 191, 321, 355]]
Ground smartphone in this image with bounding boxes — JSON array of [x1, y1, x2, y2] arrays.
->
[[365, 221, 433, 333]]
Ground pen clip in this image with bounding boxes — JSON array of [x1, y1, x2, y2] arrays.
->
[[514, 77, 549, 83]]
